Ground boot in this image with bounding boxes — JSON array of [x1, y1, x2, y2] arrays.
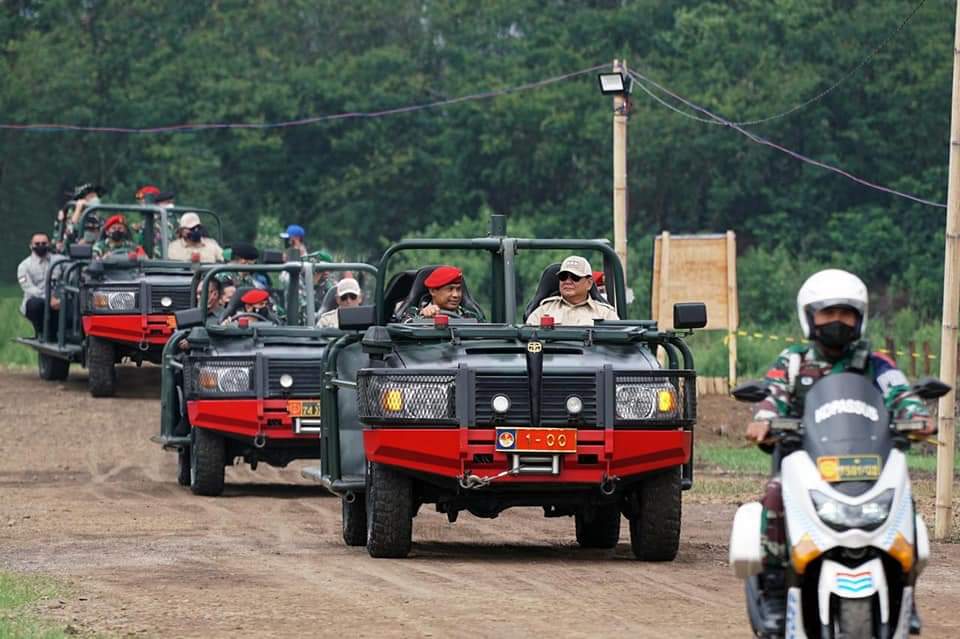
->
[[758, 569, 786, 637], [909, 599, 921, 635]]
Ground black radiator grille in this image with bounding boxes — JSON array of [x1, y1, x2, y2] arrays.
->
[[150, 285, 193, 313], [474, 373, 598, 426], [266, 360, 325, 397]]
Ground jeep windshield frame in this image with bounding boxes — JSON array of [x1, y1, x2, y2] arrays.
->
[[79, 203, 222, 260]]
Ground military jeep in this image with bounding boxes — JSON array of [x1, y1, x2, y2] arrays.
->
[[155, 261, 376, 496], [16, 203, 223, 397], [310, 216, 705, 558]]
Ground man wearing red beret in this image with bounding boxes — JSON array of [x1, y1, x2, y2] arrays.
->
[[223, 287, 277, 325], [401, 265, 481, 321], [92, 214, 145, 259]]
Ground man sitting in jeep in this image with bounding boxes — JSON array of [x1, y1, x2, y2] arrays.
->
[[400, 265, 481, 321], [92, 215, 145, 259], [526, 255, 617, 326], [221, 288, 278, 325]]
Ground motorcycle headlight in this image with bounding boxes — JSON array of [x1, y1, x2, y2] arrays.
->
[[615, 380, 679, 421], [810, 488, 895, 532], [191, 360, 255, 394], [359, 374, 456, 423], [90, 288, 138, 311]]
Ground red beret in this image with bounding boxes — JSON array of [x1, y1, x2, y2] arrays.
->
[[103, 214, 127, 231], [136, 185, 160, 198], [240, 288, 270, 305], [424, 265, 462, 289]]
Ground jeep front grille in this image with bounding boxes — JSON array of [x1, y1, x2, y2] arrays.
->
[[474, 372, 598, 427], [150, 285, 193, 313], [266, 360, 326, 397]]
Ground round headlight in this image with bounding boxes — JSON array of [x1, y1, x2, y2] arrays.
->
[[566, 395, 584, 415], [160, 296, 173, 308], [279, 373, 294, 389], [491, 394, 511, 414]]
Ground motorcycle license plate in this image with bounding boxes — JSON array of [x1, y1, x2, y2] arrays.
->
[[817, 455, 881, 482], [287, 400, 321, 418], [495, 427, 576, 454]]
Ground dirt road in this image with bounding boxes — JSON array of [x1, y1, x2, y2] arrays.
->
[[1, 368, 959, 638]]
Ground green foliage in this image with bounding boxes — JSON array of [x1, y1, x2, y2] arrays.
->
[[0, 296, 38, 368]]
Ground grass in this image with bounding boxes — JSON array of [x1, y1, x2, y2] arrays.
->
[[0, 571, 70, 638], [0, 294, 37, 368]]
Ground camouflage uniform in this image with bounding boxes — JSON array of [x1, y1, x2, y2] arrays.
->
[[755, 340, 926, 567], [398, 298, 482, 323], [92, 238, 143, 258]]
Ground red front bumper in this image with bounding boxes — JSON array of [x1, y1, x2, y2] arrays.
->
[[83, 314, 176, 345], [363, 427, 691, 485], [188, 399, 321, 442]]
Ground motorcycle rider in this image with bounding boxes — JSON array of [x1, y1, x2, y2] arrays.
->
[[745, 269, 934, 636]]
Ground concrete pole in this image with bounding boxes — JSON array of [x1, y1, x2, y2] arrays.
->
[[934, 0, 960, 541], [612, 59, 629, 284]]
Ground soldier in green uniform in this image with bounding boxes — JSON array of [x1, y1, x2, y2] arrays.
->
[[92, 215, 145, 259], [745, 269, 934, 636], [399, 265, 482, 322]]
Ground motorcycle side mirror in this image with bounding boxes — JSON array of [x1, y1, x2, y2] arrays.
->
[[731, 381, 770, 403], [912, 377, 951, 400]]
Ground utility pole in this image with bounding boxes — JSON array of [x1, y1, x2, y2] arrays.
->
[[935, 0, 960, 541], [612, 59, 630, 280]]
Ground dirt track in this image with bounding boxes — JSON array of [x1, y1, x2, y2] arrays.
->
[[1, 368, 959, 638]]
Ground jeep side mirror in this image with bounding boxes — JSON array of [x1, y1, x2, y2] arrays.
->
[[731, 381, 770, 403], [912, 377, 951, 400], [175, 307, 205, 330], [673, 302, 707, 330], [68, 244, 93, 259], [339, 305, 377, 331], [261, 249, 284, 265]]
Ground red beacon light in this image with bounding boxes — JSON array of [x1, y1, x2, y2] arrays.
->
[[433, 313, 449, 328], [237, 317, 251, 328], [540, 315, 555, 328]]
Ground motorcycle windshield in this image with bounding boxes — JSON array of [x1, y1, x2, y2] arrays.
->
[[800, 372, 893, 497]]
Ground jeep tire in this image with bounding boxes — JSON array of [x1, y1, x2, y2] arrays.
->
[[575, 504, 621, 549], [176, 446, 191, 487], [190, 427, 225, 496], [342, 493, 367, 547], [87, 336, 116, 397], [366, 462, 413, 558], [38, 353, 69, 381], [628, 466, 681, 561]]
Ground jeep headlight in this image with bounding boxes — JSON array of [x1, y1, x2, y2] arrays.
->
[[191, 360, 255, 394], [90, 288, 138, 311], [359, 374, 456, 423], [615, 380, 679, 420], [810, 488, 895, 532]]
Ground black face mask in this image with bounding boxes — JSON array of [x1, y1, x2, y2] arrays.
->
[[814, 321, 858, 350], [32, 244, 49, 257], [187, 227, 203, 242], [109, 229, 127, 241]]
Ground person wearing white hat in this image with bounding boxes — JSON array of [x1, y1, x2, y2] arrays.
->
[[167, 211, 224, 262], [317, 278, 363, 328], [526, 255, 618, 326]]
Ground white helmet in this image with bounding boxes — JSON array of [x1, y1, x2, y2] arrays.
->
[[796, 269, 868, 339]]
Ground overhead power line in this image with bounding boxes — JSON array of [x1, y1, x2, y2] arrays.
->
[[627, 68, 946, 209], [0, 64, 607, 134]]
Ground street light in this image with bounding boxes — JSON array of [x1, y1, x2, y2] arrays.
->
[[598, 72, 631, 96]]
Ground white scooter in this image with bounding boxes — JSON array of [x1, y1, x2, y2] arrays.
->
[[729, 372, 949, 638]]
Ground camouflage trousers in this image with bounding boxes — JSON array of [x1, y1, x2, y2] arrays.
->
[[761, 477, 787, 569]]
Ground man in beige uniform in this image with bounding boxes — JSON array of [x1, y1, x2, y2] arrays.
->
[[526, 256, 618, 326], [167, 212, 224, 262], [318, 277, 363, 327]]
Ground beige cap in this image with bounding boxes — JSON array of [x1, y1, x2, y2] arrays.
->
[[179, 212, 201, 229], [336, 278, 361, 297], [559, 255, 592, 278]]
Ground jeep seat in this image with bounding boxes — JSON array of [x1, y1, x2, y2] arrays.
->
[[383, 270, 417, 318], [523, 263, 604, 322], [392, 265, 485, 322], [318, 286, 338, 313]]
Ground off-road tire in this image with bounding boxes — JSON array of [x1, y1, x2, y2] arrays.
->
[[366, 462, 413, 558], [629, 466, 681, 561], [189, 427, 225, 496], [575, 504, 621, 549], [342, 493, 367, 547], [176, 447, 191, 487], [38, 353, 69, 381], [834, 598, 873, 639], [86, 336, 116, 397]]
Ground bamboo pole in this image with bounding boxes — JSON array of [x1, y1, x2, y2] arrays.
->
[[934, 0, 960, 541], [612, 59, 629, 281], [726, 231, 739, 390]]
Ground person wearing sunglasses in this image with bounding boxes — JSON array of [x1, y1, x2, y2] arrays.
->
[[318, 277, 363, 327], [526, 255, 618, 326], [17, 232, 66, 338], [168, 212, 224, 263]]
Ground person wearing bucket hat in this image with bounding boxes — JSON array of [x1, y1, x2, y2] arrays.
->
[[280, 224, 307, 257], [167, 211, 223, 263], [92, 214, 145, 259], [317, 277, 363, 327], [527, 255, 617, 326]]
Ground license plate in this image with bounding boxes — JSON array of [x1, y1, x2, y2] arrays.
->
[[817, 455, 882, 482], [495, 427, 576, 454], [287, 400, 321, 418]]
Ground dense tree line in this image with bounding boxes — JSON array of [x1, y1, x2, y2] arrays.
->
[[0, 0, 954, 325]]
